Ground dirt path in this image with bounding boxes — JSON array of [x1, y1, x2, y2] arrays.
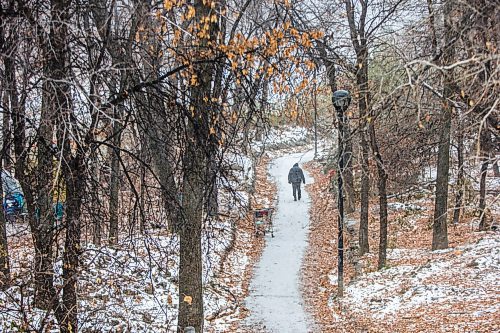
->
[[243, 150, 316, 332]]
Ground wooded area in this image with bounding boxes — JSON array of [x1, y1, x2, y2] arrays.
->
[[0, 0, 497, 332]]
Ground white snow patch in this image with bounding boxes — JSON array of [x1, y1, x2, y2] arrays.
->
[[338, 234, 500, 320], [387, 202, 424, 211]]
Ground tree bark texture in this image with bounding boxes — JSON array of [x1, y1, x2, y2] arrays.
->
[[178, 149, 205, 332], [432, 0, 455, 250], [345, 0, 370, 255], [89, 149, 102, 246], [344, 127, 355, 214], [0, 164, 10, 288], [432, 100, 452, 250], [0, 211, 9, 289], [452, 115, 464, 225], [356, 49, 370, 256], [32, 5, 70, 308], [0, 24, 12, 287], [108, 117, 121, 244], [177, 0, 220, 330], [369, 124, 388, 269], [4, 48, 24, 179], [1, 87, 11, 170], [56, 154, 85, 333], [478, 129, 490, 231], [359, 132, 370, 255]]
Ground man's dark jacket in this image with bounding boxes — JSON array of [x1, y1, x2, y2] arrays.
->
[[288, 163, 305, 184]]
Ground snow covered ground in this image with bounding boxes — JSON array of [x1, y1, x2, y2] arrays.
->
[[345, 236, 500, 320], [0, 227, 237, 332], [251, 126, 311, 152]]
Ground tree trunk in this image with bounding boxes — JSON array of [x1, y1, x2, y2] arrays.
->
[[56, 155, 84, 333], [356, 45, 372, 259], [377, 170, 388, 269], [369, 124, 388, 269], [139, 161, 147, 234], [452, 115, 464, 225], [345, 0, 370, 255], [478, 129, 490, 231], [90, 149, 102, 246], [178, 151, 205, 332], [359, 132, 370, 255], [1, 89, 11, 170], [432, 0, 454, 250], [3, 46, 20, 176], [33, 62, 57, 311], [0, 157, 10, 288], [344, 127, 355, 214], [0, 209, 9, 289], [177, 0, 219, 330], [32, 0, 73, 312], [8, 41, 29, 221], [1, 20, 13, 171], [0, 25, 12, 288], [313, 78, 318, 158], [108, 117, 121, 244], [45, 1, 84, 329], [432, 101, 451, 250], [357, 68, 370, 256]]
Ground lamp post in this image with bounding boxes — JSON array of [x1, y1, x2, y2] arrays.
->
[[332, 89, 351, 297]]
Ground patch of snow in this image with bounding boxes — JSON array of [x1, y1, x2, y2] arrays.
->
[[339, 234, 500, 321], [251, 126, 311, 152], [387, 202, 424, 211], [0, 207, 243, 332]]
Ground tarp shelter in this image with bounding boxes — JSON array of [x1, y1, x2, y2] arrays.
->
[[1, 170, 24, 196], [2, 169, 26, 218]]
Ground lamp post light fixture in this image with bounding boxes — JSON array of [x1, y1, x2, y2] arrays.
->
[[332, 89, 351, 298]]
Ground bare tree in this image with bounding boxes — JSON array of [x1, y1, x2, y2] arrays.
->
[[344, 0, 407, 264], [0, 8, 11, 288]]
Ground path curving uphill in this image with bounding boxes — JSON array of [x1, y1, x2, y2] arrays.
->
[[243, 150, 316, 332]]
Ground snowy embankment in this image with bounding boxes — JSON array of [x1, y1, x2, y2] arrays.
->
[[303, 159, 499, 333], [0, 226, 237, 332], [344, 236, 499, 326]]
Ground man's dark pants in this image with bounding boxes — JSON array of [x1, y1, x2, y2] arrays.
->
[[292, 182, 302, 200]]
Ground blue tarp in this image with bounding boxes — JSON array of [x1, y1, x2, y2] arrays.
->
[[2, 170, 26, 216]]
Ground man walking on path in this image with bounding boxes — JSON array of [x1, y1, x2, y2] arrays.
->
[[288, 163, 305, 201]]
